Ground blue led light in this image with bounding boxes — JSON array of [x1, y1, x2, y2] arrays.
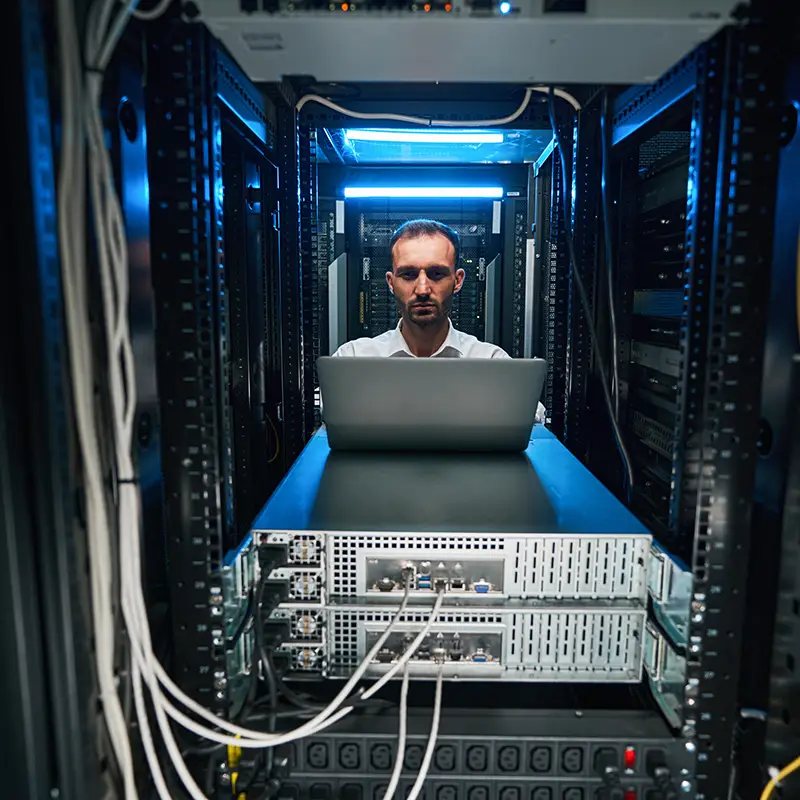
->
[[345, 129, 504, 144], [343, 186, 504, 199], [499, 1, 512, 13]]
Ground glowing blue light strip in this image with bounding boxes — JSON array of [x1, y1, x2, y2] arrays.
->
[[343, 186, 504, 199], [345, 129, 504, 144]]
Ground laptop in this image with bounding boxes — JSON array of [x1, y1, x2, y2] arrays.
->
[[316, 356, 547, 452]]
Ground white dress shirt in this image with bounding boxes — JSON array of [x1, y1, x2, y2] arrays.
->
[[332, 320, 546, 423]]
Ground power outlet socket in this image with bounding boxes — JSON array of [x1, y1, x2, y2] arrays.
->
[[338, 743, 361, 770], [434, 745, 457, 772], [436, 787, 458, 800], [498, 746, 521, 772], [561, 747, 584, 774], [405, 745, 424, 771], [467, 788, 490, 800], [466, 745, 489, 772], [562, 789, 584, 800], [373, 786, 388, 800], [532, 790, 553, 800], [306, 743, 329, 770], [530, 747, 553, 773], [499, 789, 521, 800], [370, 744, 393, 771]]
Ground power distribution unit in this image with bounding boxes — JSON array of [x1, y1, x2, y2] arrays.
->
[[245, 426, 652, 684]]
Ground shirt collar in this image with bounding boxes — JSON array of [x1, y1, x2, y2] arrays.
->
[[389, 318, 463, 358]]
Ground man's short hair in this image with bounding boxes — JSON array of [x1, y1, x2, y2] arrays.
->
[[390, 219, 460, 269]]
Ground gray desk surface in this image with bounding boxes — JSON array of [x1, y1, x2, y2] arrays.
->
[[251, 426, 648, 536]]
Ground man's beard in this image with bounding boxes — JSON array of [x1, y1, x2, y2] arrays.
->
[[396, 296, 451, 328]]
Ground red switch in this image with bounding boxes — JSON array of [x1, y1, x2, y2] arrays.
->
[[624, 790, 637, 800], [624, 746, 636, 771]]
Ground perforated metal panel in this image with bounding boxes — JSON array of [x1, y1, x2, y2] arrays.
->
[[522, 609, 645, 681]]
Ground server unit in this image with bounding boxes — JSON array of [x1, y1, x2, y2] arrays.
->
[[246, 427, 652, 686]]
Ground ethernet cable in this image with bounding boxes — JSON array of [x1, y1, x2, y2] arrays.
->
[[56, 0, 139, 796], [295, 87, 582, 124], [382, 664, 410, 800], [363, 590, 445, 701], [130, 588, 442, 750], [406, 665, 445, 800], [132, 0, 174, 19], [67, 0, 203, 796]]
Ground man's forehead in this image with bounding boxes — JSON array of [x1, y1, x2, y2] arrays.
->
[[392, 234, 456, 267]]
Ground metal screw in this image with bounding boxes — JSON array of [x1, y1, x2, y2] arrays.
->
[[685, 742, 696, 753], [681, 781, 692, 793]]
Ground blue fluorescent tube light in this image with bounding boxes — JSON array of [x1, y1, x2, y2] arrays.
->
[[343, 186, 504, 199], [344, 129, 504, 144]]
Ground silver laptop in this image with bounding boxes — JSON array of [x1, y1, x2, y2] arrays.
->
[[317, 356, 547, 452]]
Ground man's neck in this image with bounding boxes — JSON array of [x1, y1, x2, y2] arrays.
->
[[400, 317, 450, 357]]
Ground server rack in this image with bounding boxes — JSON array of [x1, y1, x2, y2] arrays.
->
[[750, 54, 800, 798], [603, 22, 789, 800], [144, 23, 310, 710]]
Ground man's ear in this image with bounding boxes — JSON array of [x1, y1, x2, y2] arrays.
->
[[386, 271, 394, 294], [454, 267, 466, 294]]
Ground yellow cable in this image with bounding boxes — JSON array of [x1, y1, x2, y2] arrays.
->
[[760, 754, 800, 800]]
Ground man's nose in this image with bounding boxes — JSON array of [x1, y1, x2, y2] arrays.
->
[[414, 271, 431, 294]]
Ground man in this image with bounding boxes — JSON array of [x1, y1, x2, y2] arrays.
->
[[332, 218, 546, 422]]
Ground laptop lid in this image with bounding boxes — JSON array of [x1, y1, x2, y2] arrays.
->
[[317, 357, 547, 452]]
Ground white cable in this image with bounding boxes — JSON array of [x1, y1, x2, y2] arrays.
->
[[406, 666, 444, 800], [121, 574, 437, 753], [295, 87, 581, 127], [531, 87, 582, 112], [132, 0, 175, 20], [382, 665, 410, 800], [363, 591, 445, 700], [81, 0, 204, 795], [135, 588, 422, 748], [56, 0, 138, 795], [123, 585, 437, 750], [131, 660, 172, 800]]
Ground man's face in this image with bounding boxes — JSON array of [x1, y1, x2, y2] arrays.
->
[[387, 234, 465, 328]]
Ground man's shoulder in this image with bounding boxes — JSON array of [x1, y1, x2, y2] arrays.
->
[[451, 327, 510, 358], [333, 329, 396, 357]]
